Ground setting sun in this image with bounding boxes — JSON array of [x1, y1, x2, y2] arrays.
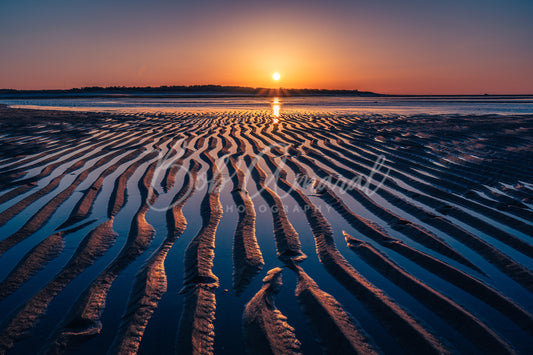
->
[[272, 72, 281, 81]]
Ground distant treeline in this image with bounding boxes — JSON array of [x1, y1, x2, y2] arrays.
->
[[0, 85, 383, 97]]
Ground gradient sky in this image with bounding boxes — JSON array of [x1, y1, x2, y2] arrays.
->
[[1, 0, 532, 94]]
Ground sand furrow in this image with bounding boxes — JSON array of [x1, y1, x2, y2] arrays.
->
[[327, 135, 533, 220], [0, 130, 133, 190], [43, 162, 159, 353], [176, 141, 221, 354], [0, 148, 126, 257], [0, 139, 103, 188], [0, 184, 36, 205], [217, 127, 232, 158], [0, 219, 117, 353], [179, 140, 221, 290], [290, 264, 380, 355], [176, 285, 217, 355], [58, 149, 143, 229], [276, 170, 449, 354], [167, 160, 201, 239], [344, 232, 516, 354], [162, 146, 194, 192], [317, 138, 533, 238], [0, 221, 95, 302], [109, 160, 200, 354], [0, 176, 62, 227], [298, 152, 533, 292], [242, 268, 302, 355], [316, 184, 533, 335], [107, 150, 160, 218], [226, 155, 264, 295], [230, 127, 248, 155], [160, 126, 204, 192], [293, 150, 480, 272], [238, 126, 265, 155], [245, 154, 306, 262], [0, 140, 132, 227], [380, 187, 533, 258]]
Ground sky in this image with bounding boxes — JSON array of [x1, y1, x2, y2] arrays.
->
[[1, 0, 532, 94]]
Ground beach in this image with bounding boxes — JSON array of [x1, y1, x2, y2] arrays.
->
[[0, 101, 532, 354]]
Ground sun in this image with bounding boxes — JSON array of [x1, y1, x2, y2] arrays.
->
[[272, 72, 281, 81]]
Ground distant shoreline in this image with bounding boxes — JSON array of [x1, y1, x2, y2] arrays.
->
[[1, 85, 531, 99], [0, 85, 384, 99]]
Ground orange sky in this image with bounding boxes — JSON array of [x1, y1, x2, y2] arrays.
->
[[1, 1, 532, 94]]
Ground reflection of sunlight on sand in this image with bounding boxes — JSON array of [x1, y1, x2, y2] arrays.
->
[[273, 105, 280, 117], [272, 97, 280, 123]]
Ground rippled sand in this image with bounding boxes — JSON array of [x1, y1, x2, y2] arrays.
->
[[0, 105, 532, 354]]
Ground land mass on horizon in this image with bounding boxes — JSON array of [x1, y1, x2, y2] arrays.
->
[[0, 85, 384, 98]]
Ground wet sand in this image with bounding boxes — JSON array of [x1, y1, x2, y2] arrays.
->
[[0, 104, 532, 354]]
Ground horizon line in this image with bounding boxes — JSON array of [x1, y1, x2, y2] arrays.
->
[[1, 85, 532, 97]]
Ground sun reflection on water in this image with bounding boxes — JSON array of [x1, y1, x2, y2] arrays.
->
[[272, 97, 280, 123]]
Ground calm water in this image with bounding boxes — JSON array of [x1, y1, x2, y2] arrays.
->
[[2, 95, 533, 115]]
